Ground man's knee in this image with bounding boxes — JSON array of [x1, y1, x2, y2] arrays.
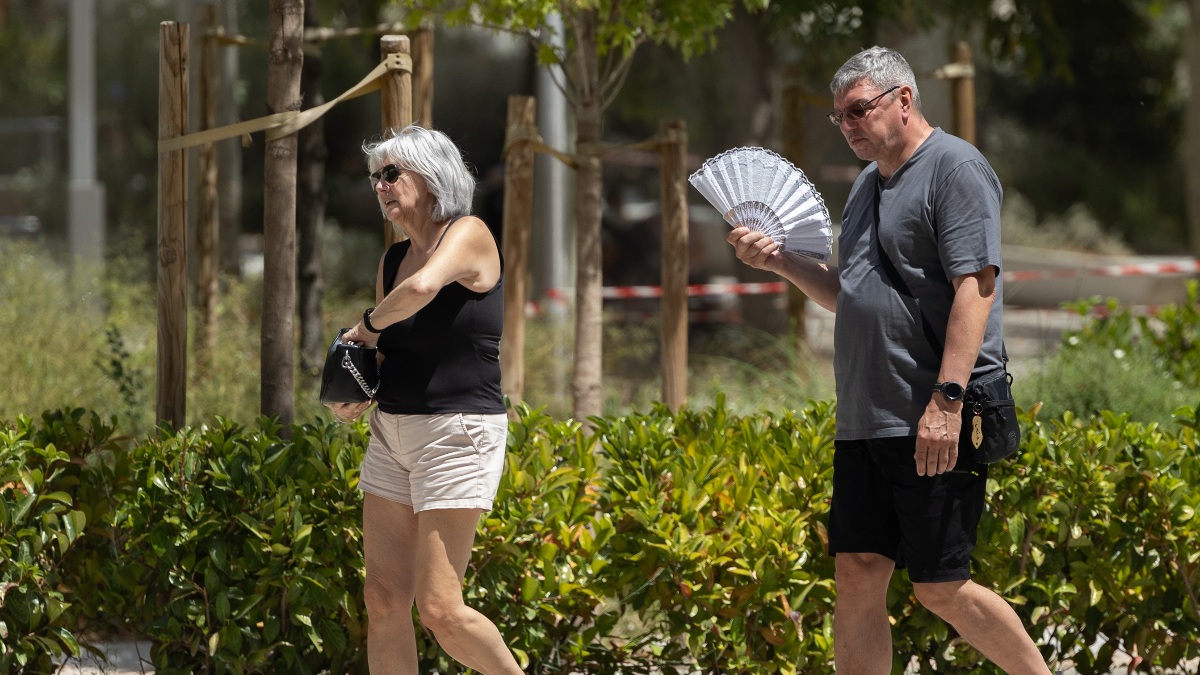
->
[[912, 579, 968, 616], [835, 553, 895, 596]]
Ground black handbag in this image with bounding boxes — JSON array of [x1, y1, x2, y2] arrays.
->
[[319, 328, 379, 404], [872, 194, 1021, 464]]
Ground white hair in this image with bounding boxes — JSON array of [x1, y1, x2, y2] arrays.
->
[[363, 125, 476, 221]]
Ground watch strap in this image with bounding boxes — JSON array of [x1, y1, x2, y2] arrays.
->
[[363, 307, 382, 334]]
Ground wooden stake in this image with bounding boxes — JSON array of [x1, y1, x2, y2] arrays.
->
[[412, 25, 434, 127], [781, 64, 810, 380], [659, 119, 689, 410], [951, 42, 976, 145], [380, 34, 412, 247], [157, 21, 189, 429], [501, 96, 536, 407]]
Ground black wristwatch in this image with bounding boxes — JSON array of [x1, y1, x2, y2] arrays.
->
[[933, 381, 965, 401], [362, 307, 382, 334]]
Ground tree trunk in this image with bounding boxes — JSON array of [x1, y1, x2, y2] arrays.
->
[[298, 0, 327, 375], [217, 0, 242, 278], [261, 0, 303, 425], [1186, 0, 1200, 258], [571, 11, 604, 423]]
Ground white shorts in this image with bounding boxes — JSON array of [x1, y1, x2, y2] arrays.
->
[[360, 409, 508, 513]]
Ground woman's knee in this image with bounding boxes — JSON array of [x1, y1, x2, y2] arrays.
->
[[415, 591, 468, 638], [364, 573, 414, 620]]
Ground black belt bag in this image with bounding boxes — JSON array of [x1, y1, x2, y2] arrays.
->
[[960, 368, 1021, 464]]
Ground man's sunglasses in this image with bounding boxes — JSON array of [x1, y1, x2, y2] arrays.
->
[[369, 164, 404, 187], [827, 85, 901, 126]]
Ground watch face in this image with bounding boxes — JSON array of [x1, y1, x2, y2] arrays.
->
[[940, 382, 965, 400]]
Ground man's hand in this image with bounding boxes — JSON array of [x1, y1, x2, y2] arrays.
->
[[726, 227, 781, 272], [915, 397, 962, 476], [325, 400, 373, 424]]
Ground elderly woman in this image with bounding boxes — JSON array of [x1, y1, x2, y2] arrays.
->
[[328, 125, 520, 675]]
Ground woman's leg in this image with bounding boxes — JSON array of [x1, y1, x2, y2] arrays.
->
[[363, 493, 420, 675], [414, 507, 523, 675]]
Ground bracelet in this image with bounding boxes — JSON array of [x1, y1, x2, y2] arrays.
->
[[363, 307, 382, 334]]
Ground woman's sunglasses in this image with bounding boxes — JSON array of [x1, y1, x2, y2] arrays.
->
[[369, 164, 404, 187]]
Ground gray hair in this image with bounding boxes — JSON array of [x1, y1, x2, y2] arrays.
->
[[830, 46, 922, 111], [363, 124, 476, 221]]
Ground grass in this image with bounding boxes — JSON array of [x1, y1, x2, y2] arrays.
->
[[1, 239, 836, 433], [5, 237, 1194, 433]]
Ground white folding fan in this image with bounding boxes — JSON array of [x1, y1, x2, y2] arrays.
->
[[688, 146, 833, 261]]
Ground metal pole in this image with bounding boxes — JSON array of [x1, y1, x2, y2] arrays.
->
[[69, 0, 106, 265]]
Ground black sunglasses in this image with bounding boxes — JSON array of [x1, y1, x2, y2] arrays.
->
[[827, 85, 901, 126], [369, 164, 404, 186]]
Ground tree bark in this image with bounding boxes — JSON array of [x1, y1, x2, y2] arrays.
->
[[298, 0, 327, 375], [1186, 0, 1200, 258], [571, 11, 604, 424], [261, 0, 303, 425]]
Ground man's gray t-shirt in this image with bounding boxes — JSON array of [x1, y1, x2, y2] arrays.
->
[[833, 128, 1005, 440]]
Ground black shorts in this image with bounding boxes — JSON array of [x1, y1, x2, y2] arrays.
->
[[828, 436, 988, 583]]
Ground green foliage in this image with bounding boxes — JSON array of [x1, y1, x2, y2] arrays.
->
[[111, 418, 370, 674], [406, 0, 759, 62], [971, 408, 1200, 674], [1029, 284, 1200, 425], [591, 398, 838, 673], [460, 405, 620, 673], [0, 414, 89, 673], [3, 401, 1200, 671]]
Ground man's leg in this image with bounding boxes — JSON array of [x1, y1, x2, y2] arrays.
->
[[834, 552, 897, 675], [363, 494, 421, 675], [414, 507, 524, 675], [914, 580, 1051, 674]]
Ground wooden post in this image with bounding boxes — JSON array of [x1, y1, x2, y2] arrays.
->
[[659, 119, 688, 410], [781, 64, 809, 378], [951, 41, 975, 145], [260, 0, 303, 426], [412, 24, 434, 126], [501, 96, 536, 407], [157, 21, 189, 429], [196, 3, 220, 373], [380, 34, 412, 247]]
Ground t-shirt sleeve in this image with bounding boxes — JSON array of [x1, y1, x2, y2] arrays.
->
[[934, 159, 1003, 280]]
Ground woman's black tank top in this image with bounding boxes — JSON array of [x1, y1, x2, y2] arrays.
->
[[373, 219, 505, 414]]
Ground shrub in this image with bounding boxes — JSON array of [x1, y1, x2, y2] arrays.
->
[[109, 417, 371, 674], [0, 413, 92, 673], [3, 402, 1199, 673], [1029, 282, 1200, 425]]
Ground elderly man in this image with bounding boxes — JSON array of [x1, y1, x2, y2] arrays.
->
[[727, 46, 1051, 673]]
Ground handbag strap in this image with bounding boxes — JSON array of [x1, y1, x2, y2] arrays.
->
[[341, 351, 379, 398], [872, 183, 1009, 365]]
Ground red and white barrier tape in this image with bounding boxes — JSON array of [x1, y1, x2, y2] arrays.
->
[[527, 259, 1198, 315], [1003, 259, 1200, 282], [599, 281, 787, 299]]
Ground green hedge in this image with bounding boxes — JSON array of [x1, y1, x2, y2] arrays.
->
[[1, 402, 1198, 673]]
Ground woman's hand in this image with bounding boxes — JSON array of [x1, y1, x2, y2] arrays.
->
[[326, 400, 373, 424], [341, 321, 379, 349]]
